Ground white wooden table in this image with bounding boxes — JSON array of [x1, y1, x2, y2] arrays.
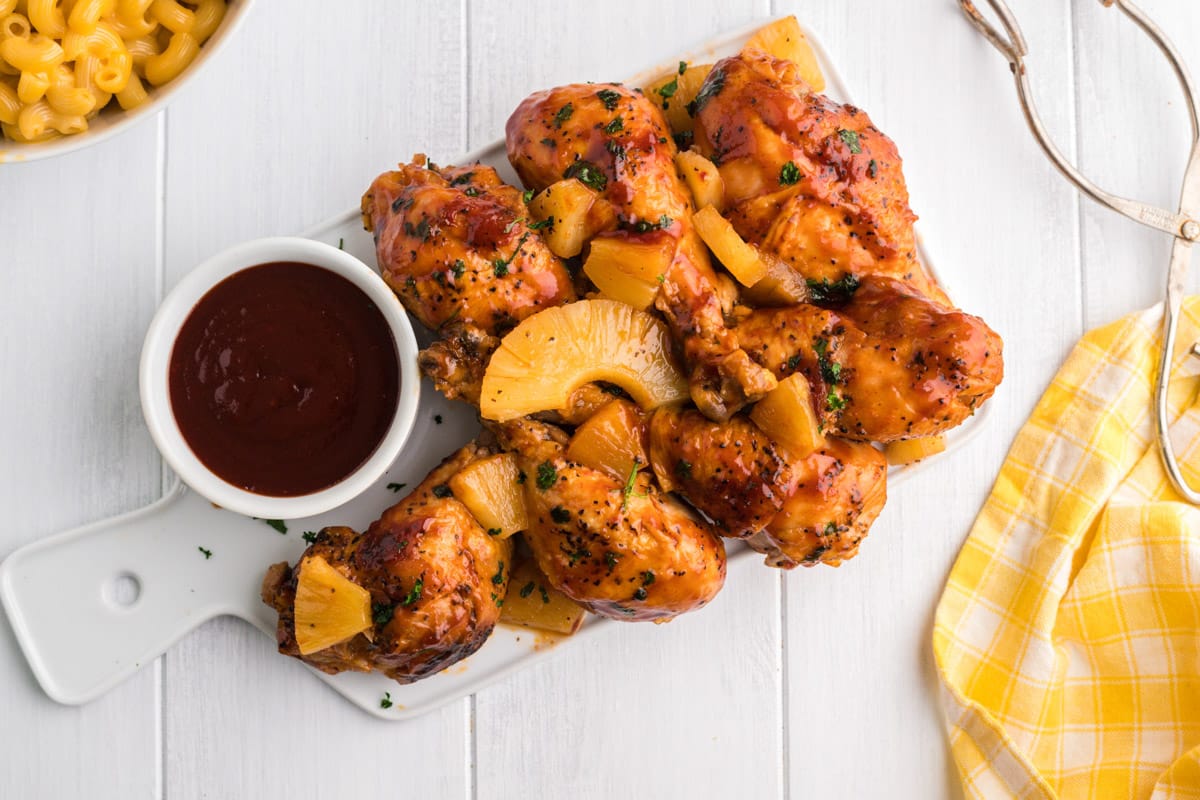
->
[[4, 1, 1198, 797]]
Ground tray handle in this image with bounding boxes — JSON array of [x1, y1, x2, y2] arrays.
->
[[0, 482, 282, 704]]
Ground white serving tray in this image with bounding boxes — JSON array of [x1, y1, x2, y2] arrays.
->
[[0, 20, 988, 720]]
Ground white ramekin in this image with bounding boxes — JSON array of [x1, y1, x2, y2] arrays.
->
[[139, 236, 420, 519]]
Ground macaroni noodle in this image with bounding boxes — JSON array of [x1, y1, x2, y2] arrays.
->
[[0, 0, 227, 142]]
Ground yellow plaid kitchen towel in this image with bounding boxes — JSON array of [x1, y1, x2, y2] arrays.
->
[[934, 297, 1200, 799]]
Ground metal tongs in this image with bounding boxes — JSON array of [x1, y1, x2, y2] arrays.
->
[[960, 0, 1200, 504]]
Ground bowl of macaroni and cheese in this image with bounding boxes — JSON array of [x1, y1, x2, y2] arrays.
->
[[0, 0, 253, 162]]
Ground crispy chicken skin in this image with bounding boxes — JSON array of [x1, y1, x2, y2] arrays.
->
[[735, 275, 1003, 442], [506, 83, 776, 421], [746, 437, 888, 569], [493, 418, 725, 621], [647, 406, 797, 538], [692, 51, 948, 304], [362, 160, 576, 403], [261, 443, 512, 682]]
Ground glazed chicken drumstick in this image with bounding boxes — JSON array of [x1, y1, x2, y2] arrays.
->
[[362, 160, 576, 404], [506, 83, 777, 420], [691, 49, 948, 304], [262, 444, 512, 682]]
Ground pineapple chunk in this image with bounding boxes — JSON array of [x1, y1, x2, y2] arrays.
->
[[886, 436, 947, 466], [693, 205, 767, 286], [448, 453, 529, 538], [750, 374, 825, 458], [642, 63, 713, 135], [294, 555, 373, 655], [529, 179, 612, 258], [743, 16, 826, 92], [582, 233, 675, 311], [675, 149, 725, 211], [501, 560, 586, 635], [565, 398, 648, 481], [481, 299, 689, 422], [743, 252, 808, 307]]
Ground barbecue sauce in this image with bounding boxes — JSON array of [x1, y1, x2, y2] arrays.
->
[[169, 262, 399, 496]]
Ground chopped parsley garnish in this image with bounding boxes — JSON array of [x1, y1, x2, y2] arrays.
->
[[432, 484, 453, 498], [517, 470, 527, 485], [676, 459, 692, 479], [540, 585, 551, 604], [686, 66, 725, 116], [492, 561, 505, 585], [492, 258, 509, 277], [536, 461, 557, 490], [827, 391, 847, 411], [837, 129, 862, 154], [198, 546, 212, 559], [633, 587, 648, 601], [373, 602, 395, 626], [603, 116, 624, 134], [657, 78, 678, 105], [540, 137, 556, 147], [401, 577, 424, 606], [621, 463, 644, 509], [301, 531, 319, 544], [678, 60, 688, 75], [519, 581, 536, 599], [641, 570, 656, 586], [522, 189, 535, 203], [529, 217, 554, 231], [550, 506, 572, 524], [806, 274, 861, 304], [451, 259, 466, 278], [553, 103, 574, 128], [596, 89, 620, 110], [450, 171, 475, 186], [492, 231, 530, 278], [568, 547, 589, 567], [779, 161, 801, 185], [823, 521, 838, 537], [387, 482, 407, 492], [867, 159, 878, 178], [487, 528, 502, 537], [260, 519, 287, 535], [787, 354, 802, 371], [464, 187, 479, 197], [673, 130, 694, 150], [403, 218, 430, 241], [380, 692, 393, 709], [337, 237, 344, 250], [631, 214, 673, 233], [562, 160, 607, 191], [823, 360, 842, 384]]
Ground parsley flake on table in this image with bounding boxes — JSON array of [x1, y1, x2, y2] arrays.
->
[[380, 692, 393, 709], [257, 518, 287, 535], [301, 531, 318, 544], [198, 546, 212, 559], [387, 482, 407, 493]]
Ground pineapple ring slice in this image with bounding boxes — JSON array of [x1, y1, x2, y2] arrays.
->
[[480, 299, 689, 422]]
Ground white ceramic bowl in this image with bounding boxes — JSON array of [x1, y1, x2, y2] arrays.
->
[[139, 236, 420, 519], [0, 0, 255, 164]]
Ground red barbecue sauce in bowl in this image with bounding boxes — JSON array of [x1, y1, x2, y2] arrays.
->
[[168, 262, 400, 497]]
